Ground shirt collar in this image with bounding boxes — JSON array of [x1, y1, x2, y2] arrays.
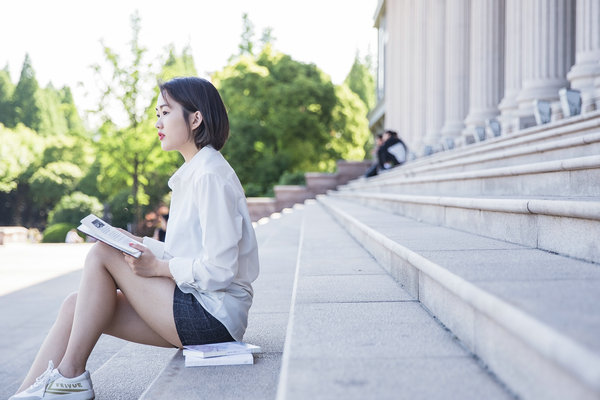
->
[[168, 145, 216, 189]]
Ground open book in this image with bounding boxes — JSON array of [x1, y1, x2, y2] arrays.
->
[[77, 214, 142, 258]]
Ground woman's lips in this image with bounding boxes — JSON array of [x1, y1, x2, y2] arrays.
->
[[158, 133, 165, 141]]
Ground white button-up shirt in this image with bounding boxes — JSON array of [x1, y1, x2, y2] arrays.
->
[[143, 145, 259, 341]]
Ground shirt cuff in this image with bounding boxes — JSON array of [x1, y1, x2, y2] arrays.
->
[[142, 236, 166, 260]]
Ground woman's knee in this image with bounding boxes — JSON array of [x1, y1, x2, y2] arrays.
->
[[85, 242, 119, 268]]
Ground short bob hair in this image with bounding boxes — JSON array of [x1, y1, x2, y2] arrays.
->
[[159, 77, 229, 151]]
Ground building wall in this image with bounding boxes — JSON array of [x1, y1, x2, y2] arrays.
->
[[371, 0, 600, 156]]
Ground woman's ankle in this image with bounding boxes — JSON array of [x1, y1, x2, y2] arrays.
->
[[56, 362, 85, 378]]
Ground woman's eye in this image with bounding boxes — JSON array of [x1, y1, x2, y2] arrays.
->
[[162, 111, 169, 116]]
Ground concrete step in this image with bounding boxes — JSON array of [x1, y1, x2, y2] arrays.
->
[[329, 190, 600, 264], [342, 155, 600, 198], [276, 201, 515, 400], [140, 206, 305, 400], [92, 342, 175, 400], [318, 195, 600, 400], [383, 110, 600, 178]]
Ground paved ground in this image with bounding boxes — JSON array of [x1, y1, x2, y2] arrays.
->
[[0, 243, 97, 398], [0, 243, 93, 296]]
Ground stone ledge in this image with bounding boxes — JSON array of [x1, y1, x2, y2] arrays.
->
[[403, 109, 600, 172], [0, 227, 29, 244], [345, 154, 600, 190], [332, 191, 600, 221]]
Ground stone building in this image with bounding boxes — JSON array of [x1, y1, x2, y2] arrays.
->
[[370, 0, 600, 156]]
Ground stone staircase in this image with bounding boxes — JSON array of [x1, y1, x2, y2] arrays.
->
[[2, 111, 599, 399], [316, 112, 600, 399]]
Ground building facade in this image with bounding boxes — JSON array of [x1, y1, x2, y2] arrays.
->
[[370, 0, 600, 157]]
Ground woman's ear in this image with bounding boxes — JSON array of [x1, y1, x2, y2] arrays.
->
[[190, 111, 203, 130]]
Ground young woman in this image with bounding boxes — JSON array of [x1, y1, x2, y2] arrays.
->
[[11, 77, 260, 400]]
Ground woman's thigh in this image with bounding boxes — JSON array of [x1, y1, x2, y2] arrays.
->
[[88, 242, 182, 347]]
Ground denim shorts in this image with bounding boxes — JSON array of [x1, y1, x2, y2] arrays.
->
[[172, 285, 234, 346]]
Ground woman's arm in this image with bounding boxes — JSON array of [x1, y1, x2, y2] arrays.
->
[[169, 173, 243, 292]]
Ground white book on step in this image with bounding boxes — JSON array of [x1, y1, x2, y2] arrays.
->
[[184, 352, 254, 367], [183, 341, 261, 359]]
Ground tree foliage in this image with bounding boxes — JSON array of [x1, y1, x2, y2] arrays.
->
[[12, 54, 44, 131], [214, 40, 372, 195], [344, 53, 376, 112], [91, 12, 197, 230]]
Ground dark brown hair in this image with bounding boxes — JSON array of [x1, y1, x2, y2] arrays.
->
[[159, 77, 229, 151]]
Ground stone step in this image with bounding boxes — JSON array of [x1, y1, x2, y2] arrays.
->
[[140, 206, 305, 400], [318, 195, 600, 400], [359, 126, 600, 186], [92, 342, 176, 400], [393, 110, 600, 177], [276, 201, 515, 400], [342, 155, 600, 198], [328, 190, 600, 264]]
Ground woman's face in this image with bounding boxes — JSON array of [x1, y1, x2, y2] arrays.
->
[[155, 91, 200, 161]]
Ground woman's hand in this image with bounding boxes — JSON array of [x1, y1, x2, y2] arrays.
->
[[123, 242, 171, 278], [116, 228, 143, 243]]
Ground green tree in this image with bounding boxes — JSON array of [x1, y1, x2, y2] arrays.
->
[[59, 86, 86, 135], [238, 13, 255, 56], [92, 11, 197, 230], [48, 191, 103, 225], [328, 84, 370, 160], [12, 54, 42, 131], [214, 46, 338, 195], [0, 124, 43, 193], [344, 52, 376, 112], [38, 84, 69, 136], [0, 66, 15, 127], [28, 161, 84, 211], [92, 11, 160, 228]]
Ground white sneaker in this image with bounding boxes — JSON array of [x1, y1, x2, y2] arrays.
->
[[9, 361, 94, 400]]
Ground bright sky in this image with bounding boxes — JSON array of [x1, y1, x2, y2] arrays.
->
[[1, 0, 377, 126]]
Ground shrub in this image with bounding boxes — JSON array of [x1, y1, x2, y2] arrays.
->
[[278, 171, 306, 186], [48, 192, 103, 226], [42, 223, 79, 243]]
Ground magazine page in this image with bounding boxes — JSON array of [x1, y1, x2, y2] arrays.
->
[[78, 214, 142, 258]]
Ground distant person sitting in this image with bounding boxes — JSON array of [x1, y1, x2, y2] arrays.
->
[[65, 229, 84, 244], [364, 133, 384, 178], [378, 130, 407, 172]]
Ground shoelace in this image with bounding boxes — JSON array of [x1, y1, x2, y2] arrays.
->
[[32, 361, 55, 388]]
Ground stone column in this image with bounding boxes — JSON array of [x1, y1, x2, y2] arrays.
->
[[400, 0, 412, 148], [384, 0, 403, 133], [463, 0, 505, 142], [567, 0, 600, 112], [498, 0, 522, 134], [516, 0, 575, 128], [412, 0, 428, 152], [440, 0, 470, 144], [423, 0, 446, 154]]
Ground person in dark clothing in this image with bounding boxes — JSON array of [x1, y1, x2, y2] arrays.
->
[[377, 130, 407, 171]]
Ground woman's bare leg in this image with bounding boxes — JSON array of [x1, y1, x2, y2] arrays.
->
[[15, 293, 78, 392], [58, 242, 181, 378], [16, 242, 182, 391]]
